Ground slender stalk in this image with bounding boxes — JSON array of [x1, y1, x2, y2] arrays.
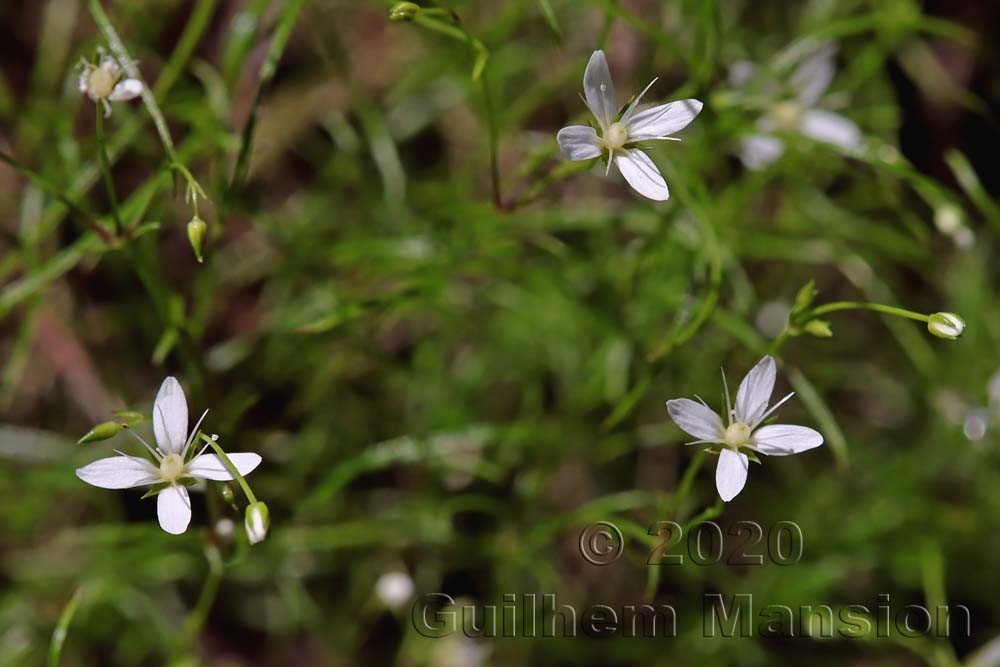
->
[[0, 150, 113, 244], [806, 301, 931, 323], [480, 69, 503, 209], [176, 544, 224, 656], [229, 0, 306, 193], [48, 587, 83, 667], [94, 110, 123, 235], [200, 433, 258, 504]]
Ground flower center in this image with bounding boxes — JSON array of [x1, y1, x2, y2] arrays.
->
[[723, 422, 752, 448], [87, 67, 116, 99], [159, 453, 186, 482], [770, 101, 803, 131], [602, 122, 629, 151]]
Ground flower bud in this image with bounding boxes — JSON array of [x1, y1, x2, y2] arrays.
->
[[78, 420, 123, 445], [187, 215, 207, 263], [219, 484, 236, 504], [112, 410, 144, 426], [245, 502, 269, 545], [389, 2, 420, 21], [927, 312, 965, 340], [803, 319, 833, 338]]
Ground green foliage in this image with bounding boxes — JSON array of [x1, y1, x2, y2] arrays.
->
[[0, 1, 996, 666]]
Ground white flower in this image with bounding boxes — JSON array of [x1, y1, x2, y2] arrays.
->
[[733, 43, 862, 170], [557, 50, 703, 201], [666, 356, 823, 502], [375, 571, 415, 609], [76, 377, 262, 535], [78, 48, 142, 117]]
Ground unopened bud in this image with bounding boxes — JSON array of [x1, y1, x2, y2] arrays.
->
[[78, 421, 123, 445], [112, 410, 144, 427], [219, 484, 236, 504], [803, 319, 833, 338], [389, 2, 420, 21], [187, 215, 207, 263], [927, 312, 965, 340], [245, 502, 269, 545]]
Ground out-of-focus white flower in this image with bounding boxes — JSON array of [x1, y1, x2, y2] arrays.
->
[[375, 571, 415, 609], [432, 635, 491, 667], [927, 312, 965, 340], [666, 356, 824, 502], [78, 48, 142, 117], [557, 50, 702, 201], [731, 43, 862, 169], [76, 377, 262, 535]]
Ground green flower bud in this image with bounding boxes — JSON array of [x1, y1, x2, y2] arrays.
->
[[803, 319, 833, 338], [78, 421, 123, 445], [187, 215, 207, 263], [792, 280, 817, 314], [245, 502, 270, 545], [927, 312, 965, 340], [111, 410, 144, 427], [389, 2, 420, 21], [219, 484, 236, 504]]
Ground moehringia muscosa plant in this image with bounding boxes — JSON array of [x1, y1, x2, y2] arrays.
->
[[557, 50, 703, 201], [76, 377, 262, 535], [666, 356, 824, 502]]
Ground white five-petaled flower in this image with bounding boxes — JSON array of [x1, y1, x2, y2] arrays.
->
[[666, 356, 823, 502], [78, 48, 142, 117], [731, 42, 862, 170], [557, 50, 703, 201], [76, 377, 262, 535]]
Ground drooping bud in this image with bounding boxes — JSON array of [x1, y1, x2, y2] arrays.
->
[[927, 312, 965, 340], [245, 502, 270, 545], [187, 215, 207, 263], [78, 421, 123, 445], [389, 2, 420, 21]]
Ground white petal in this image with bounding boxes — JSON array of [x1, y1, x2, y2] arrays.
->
[[615, 149, 669, 201], [186, 453, 262, 481], [753, 424, 823, 456], [153, 377, 189, 454], [735, 356, 776, 426], [583, 50, 617, 129], [157, 485, 191, 535], [716, 449, 749, 502], [666, 398, 724, 441], [556, 125, 602, 161], [790, 43, 836, 106], [798, 110, 862, 152], [109, 78, 142, 101], [76, 455, 160, 489], [626, 99, 703, 140], [739, 134, 784, 170]]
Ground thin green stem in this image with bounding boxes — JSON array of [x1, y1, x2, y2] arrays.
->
[[175, 544, 224, 656], [229, 0, 306, 193], [201, 433, 258, 504], [806, 301, 931, 323], [481, 69, 502, 209], [48, 587, 83, 667], [94, 111, 123, 235]]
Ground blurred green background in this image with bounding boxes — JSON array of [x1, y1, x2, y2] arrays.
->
[[1, 0, 999, 665]]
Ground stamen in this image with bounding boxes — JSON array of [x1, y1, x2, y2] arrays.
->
[[181, 409, 210, 459], [753, 391, 795, 429], [721, 368, 733, 426], [121, 428, 162, 461]]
